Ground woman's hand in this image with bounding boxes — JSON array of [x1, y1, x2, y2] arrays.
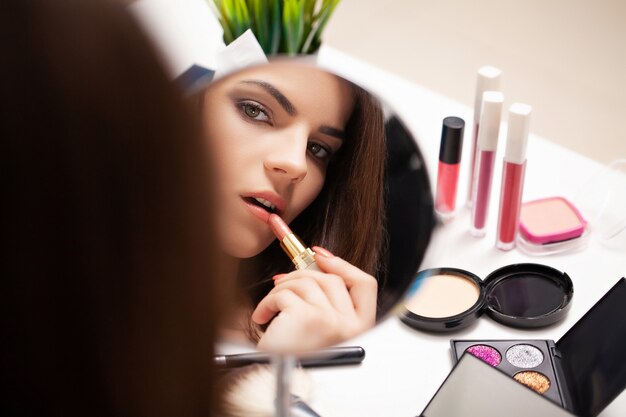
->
[[251, 247, 377, 353]]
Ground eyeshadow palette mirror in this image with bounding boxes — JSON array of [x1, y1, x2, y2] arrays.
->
[[420, 353, 574, 417]]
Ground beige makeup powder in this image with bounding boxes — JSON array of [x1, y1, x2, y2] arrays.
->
[[405, 274, 481, 318]]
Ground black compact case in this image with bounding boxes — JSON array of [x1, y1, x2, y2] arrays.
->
[[401, 263, 574, 332], [451, 278, 626, 416]]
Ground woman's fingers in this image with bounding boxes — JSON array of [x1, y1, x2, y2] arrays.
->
[[274, 271, 356, 315], [254, 248, 379, 351], [272, 250, 378, 323], [312, 251, 378, 323], [251, 288, 301, 325], [267, 276, 334, 311]]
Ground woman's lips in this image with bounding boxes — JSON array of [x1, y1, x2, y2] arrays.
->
[[242, 192, 286, 214], [242, 197, 273, 223], [240, 192, 286, 225]]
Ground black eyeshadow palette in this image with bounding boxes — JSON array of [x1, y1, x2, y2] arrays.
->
[[451, 340, 566, 406], [449, 278, 626, 417]]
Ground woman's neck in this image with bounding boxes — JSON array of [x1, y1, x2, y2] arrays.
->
[[220, 253, 240, 282]]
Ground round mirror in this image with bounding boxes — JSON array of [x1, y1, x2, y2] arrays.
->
[[183, 58, 435, 354]]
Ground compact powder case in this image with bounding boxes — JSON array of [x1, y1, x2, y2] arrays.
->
[[518, 196, 589, 255], [401, 263, 573, 332], [449, 278, 626, 416]]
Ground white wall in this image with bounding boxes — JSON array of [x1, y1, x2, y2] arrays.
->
[[324, 0, 626, 164]]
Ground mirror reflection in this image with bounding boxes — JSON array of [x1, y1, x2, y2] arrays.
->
[[5, 2, 433, 416], [192, 60, 434, 353]]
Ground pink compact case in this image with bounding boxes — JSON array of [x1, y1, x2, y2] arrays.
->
[[518, 197, 588, 255], [519, 197, 587, 255], [520, 197, 587, 244]]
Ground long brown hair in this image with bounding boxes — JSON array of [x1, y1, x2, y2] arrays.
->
[[1, 1, 226, 416]]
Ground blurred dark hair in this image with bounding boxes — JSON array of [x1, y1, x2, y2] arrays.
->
[[0, 1, 226, 416]]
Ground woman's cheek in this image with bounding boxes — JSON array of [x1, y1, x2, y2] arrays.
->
[[299, 170, 326, 211]]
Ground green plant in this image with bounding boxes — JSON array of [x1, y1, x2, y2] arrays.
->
[[210, 0, 341, 56]]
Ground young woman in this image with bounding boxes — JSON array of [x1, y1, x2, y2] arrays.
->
[[200, 61, 387, 352]]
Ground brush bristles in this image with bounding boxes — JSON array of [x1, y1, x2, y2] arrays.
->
[[219, 364, 313, 417]]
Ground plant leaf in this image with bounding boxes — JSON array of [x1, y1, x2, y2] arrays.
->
[[248, 0, 269, 52], [211, 0, 235, 44], [302, 0, 316, 45], [282, 0, 305, 55], [302, 0, 339, 53]]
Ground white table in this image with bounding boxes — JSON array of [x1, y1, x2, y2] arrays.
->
[[311, 47, 626, 417], [131, 2, 626, 415]]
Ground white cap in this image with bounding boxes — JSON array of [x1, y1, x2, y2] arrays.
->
[[504, 103, 532, 164], [474, 66, 502, 123], [477, 91, 504, 152]]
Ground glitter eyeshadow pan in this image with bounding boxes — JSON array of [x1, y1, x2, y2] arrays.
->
[[466, 345, 501, 367], [506, 344, 544, 368], [514, 371, 551, 394]]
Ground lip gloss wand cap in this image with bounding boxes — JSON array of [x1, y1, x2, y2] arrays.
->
[[504, 103, 532, 164], [474, 66, 502, 124]]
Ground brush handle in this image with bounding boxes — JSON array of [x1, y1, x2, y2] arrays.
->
[[291, 394, 322, 417], [214, 346, 365, 369]]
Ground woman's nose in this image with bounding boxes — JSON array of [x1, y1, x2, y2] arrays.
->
[[264, 126, 309, 184]]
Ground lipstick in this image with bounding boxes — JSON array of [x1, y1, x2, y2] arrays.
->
[[470, 91, 504, 237], [496, 103, 532, 251], [467, 66, 502, 207], [435, 116, 465, 221], [268, 213, 321, 271]]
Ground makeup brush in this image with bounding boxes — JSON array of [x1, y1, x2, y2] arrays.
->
[[218, 363, 321, 417]]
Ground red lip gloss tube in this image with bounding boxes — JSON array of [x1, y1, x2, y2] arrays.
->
[[435, 117, 465, 221], [496, 103, 532, 250], [467, 66, 501, 208], [470, 91, 504, 237]]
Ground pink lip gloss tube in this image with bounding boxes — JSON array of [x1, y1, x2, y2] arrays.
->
[[470, 91, 504, 237], [467, 66, 502, 208], [435, 116, 465, 221], [496, 103, 532, 251]]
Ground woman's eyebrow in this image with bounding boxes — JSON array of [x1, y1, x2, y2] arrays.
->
[[240, 80, 297, 116], [318, 125, 346, 140]]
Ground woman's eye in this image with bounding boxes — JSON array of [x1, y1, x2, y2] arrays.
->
[[238, 101, 270, 123], [307, 142, 330, 160]]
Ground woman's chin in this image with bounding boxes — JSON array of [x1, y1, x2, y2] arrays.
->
[[220, 234, 274, 259]]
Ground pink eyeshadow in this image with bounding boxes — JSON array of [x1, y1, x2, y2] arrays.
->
[[466, 345, 502, 367], [519, 197, 586, 244]]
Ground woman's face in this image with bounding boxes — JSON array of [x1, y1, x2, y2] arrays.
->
[[202, 63, 355, 258]]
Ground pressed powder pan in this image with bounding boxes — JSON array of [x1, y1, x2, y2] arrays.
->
[[400, 263, 573, 332]]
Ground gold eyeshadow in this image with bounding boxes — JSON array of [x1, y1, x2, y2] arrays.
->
[[514, 371, 551, 394]]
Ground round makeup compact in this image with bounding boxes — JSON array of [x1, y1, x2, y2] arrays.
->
[[400, 264, 573, 332]]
